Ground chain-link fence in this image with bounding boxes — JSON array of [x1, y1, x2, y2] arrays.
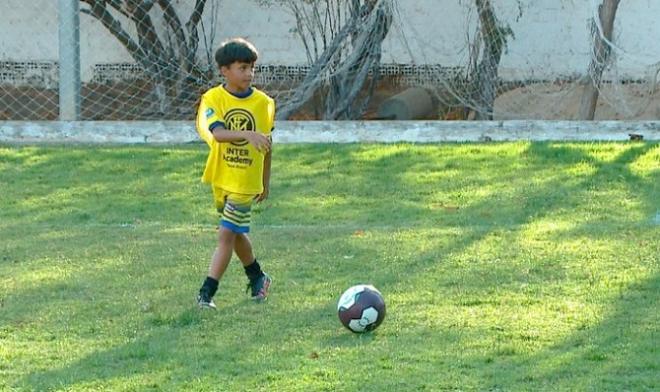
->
[[1, 0, 659, 121]]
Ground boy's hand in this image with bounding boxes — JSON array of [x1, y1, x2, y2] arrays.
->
[[256, 186, 269, 203], [245, 132, 271, 153]]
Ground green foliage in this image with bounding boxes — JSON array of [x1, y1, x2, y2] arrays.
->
[[1, 142, 658, 391]]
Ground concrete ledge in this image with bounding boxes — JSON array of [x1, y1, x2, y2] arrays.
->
[[1, 120, 659, 144]]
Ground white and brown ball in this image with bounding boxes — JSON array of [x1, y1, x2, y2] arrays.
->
[[337, 284, 386, 333]]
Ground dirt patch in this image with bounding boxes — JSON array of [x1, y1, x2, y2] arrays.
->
[[1, 79, 658, 121], [494, 82, 660, 120], [0, 81, 204, 121]]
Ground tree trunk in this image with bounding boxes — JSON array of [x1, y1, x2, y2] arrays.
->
[[325, 0, 389, 119], [578, 0, 621, 120], [277, 0, 392, 120], [81, 0, 209, 115], [472, 0, 509, 120]]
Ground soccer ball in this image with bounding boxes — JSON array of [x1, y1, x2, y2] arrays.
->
[[337, 284, 386, 333]]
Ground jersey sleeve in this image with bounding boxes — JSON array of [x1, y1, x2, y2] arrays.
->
[[196, 95, 224, 146]]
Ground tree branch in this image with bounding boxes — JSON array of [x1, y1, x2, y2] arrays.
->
[[578, 0, 621, 120], [276, 18, 356, 119], [156, 0, 189, 69], [125, 0, 167, 74], [80, 0, 148, 67], [186, 0, 207, 59]]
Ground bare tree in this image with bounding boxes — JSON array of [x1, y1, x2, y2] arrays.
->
[[438, 0, 516, 120], [578, 0, 621, 120], [269, 0, 394, 120], [80, 0, 214, 114], [469, 0, 513, 120]]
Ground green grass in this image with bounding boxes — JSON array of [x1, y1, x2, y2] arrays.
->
[[0, 141, 658, 391]]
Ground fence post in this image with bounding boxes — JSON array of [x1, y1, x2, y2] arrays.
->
[[58, 0, 81, 121]]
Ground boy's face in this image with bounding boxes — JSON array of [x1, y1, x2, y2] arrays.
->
[[220, 61, 255, 92]]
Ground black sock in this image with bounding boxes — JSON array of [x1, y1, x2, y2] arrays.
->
[[200, 276, 219, 297], [244, 259, 264, 282]]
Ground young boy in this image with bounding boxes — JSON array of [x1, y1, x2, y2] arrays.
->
[[195, 38, 275, 309]]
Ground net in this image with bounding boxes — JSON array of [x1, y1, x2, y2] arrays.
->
[[0, 0, 658, 121], [389, 0, 660, 120]]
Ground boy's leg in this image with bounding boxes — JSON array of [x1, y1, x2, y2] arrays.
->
[[235, 233, 271, 301], [198, 187, 239, 309], [209, 228, 238, 278], [199, 190, 270, 304], [233, 233, 255, 266], [198, 228, 236, 309]]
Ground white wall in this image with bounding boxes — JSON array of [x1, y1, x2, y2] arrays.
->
[[1, 0, 659, 82], [386, 0, 660, 79]]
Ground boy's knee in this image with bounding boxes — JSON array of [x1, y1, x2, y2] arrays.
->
[[236, 232, 250, 241], [218, 227, 237, 243]]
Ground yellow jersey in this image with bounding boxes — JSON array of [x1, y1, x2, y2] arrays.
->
[[196, 85, 275, 195]]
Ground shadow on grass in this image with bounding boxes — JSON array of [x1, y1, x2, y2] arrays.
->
[[4, 142, 658, 390], [0, 145, 208, 230], [19, 308, 247, 390], [17, 269, 658, 391], [324, 142, 657, 292], [474, 271, 660, 390]]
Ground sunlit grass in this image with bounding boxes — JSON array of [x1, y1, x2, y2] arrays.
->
[[1, 141, 658, 391]]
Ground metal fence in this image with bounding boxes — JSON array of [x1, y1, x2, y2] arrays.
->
[[1, 0, 659, 122]]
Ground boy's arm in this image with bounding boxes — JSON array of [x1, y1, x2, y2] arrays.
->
[[257, 148, 272, 203], [257, 101, 275, 202], [212, 128, 271, 153]]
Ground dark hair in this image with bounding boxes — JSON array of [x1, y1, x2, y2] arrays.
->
[[214, 38, 259, 68]]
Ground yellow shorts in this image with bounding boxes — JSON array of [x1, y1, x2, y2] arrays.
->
[[212, 187, 257, 233]]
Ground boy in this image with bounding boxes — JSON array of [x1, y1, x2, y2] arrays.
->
[[195, 38, 275, 309]]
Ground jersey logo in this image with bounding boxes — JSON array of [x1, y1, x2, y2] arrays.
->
[[225, 108, 256, 146], [205, 108, 215, 118]]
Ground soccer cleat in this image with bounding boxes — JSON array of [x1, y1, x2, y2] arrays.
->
[[247, 273, 272, 301], [197, 291, 217, 310]]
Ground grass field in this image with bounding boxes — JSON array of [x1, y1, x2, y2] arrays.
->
[[1, 141, 658, 391]]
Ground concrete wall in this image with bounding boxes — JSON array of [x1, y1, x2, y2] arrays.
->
[[1, 0, 659, 82], [2, 121, 659, 144]]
